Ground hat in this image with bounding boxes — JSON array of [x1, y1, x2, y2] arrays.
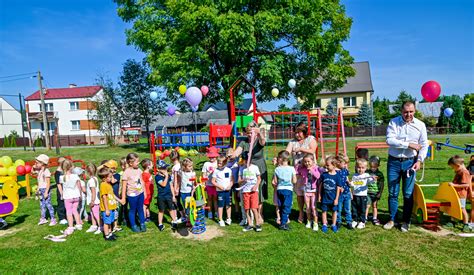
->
[[206, 146, 219, 158], [35, 154, 49, 165], [156, 160, 169, 169], [72, 167, 85, 175], [104, 160, 118, 169]]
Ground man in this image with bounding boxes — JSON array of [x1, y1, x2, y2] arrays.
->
[[384, 101, 428, 232]]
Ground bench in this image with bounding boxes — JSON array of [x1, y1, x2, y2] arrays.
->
[[355, 142, 389, 159]]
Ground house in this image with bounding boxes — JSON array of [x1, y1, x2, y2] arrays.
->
[[0, 97, 23, 137], [25, 84, 105, 145], [315, 61, 374, 118]]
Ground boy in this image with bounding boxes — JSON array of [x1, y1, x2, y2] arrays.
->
[[155, 160, 178, 232], [319, 156, 343, 233], [212, 156, 233, 227], [448, 155, 472, 232], [54, 156, 67, 225], [367, 156, 384, 225], [350, 158, 375, 229], [238, 152, 262, 232], [272, 150, 297, 230], [104, 160, 124, 232], [336, 154, 353, 229], [98, 166, 120, 241]]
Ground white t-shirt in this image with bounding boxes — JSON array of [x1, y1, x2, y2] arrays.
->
[[239, 164, 260, 193], [171, 163, 181, 189], [60, 174, 81, 200], [202, 161, 218, 186], [86, 177, 100, 205], [212, 167, 233, 191], [288, 135, 316, 166], [180, 171, 196, 194], [274, 165, 296, 191], [350, 173, 374, 196]]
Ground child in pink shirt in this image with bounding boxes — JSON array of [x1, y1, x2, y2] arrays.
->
[[33, 154, 56, 226]]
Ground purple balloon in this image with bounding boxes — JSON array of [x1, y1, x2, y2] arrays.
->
[[191, 105, 198, 112], [167, 106, 176, 116], [185, 86, 202, 107]]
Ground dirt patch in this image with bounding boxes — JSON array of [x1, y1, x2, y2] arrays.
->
[[0, 227, 21, 237], [172, 225, 224, 241], [416, 226, 455, 237]]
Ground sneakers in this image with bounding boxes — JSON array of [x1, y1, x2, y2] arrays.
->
[[242, 225, 253, 232], [225, 218, 232, 226], [463, 224, 472, 233], [140, 224, 147, 232], [94, 229, 102, 235], [383, 220, 395, 230], [331, 225, 338, 233], [86, 225, 98, 233], [104, 234, 117, 241], [357, 222, 366, 229], [171, 222, 178, 232], [74, 224, 83, 231], [207, 212, 213, 219], [219, 220, 225, 227], [113, 227, 123, 233], [131, 225, 141, 232], [239, 219, 247, 226], [321, 224, 328, 233], [38, 218, 48, 225], [312, 222, 319, 231], [59, 219, 68, 225], [347, 222, 354, 230], [306, 221, 312, 229], [63, 227, 75, 236], [351, 221, 358, 229], [255, 225, 262, 232], [400, 222, 410, 233], [373, 219, 381, 226], [158, 224, 165, 231], [145, 218, 151, 223], [279, 224, 289, 230], [49, 219, 57, 226]]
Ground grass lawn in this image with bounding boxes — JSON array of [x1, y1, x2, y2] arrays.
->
[[1, 135, 473, 273]]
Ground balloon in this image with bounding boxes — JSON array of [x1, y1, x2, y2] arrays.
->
[[191, 105, 198, 112], [14, 159, 25, 166], [271, 88, 279, 98], [0, 167, 7, 176], [185, 87, 203, 107], [201, 85, 209, 97], [444, 107, 454, 118], [7, 166, 17, 176], [179, 85, 187, 95], [0, 156, 13, 168], [178, 149, 188, 157], [421, 81, 441, 102], [163, 149, 171, 157], [288, 79, 296, 89], [24, 164, 32, 174], [16, 165, 25, 176], [150, 91, 158, 100], [167, 106, 176, 116], [155, 150, 162, 157]]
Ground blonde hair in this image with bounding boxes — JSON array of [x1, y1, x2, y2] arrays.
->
[[217, 155, 228, 165], [303, 153, 315, 161], [356, 158, 368, 167], [336, 153, 349, 164], [120, 157, 127, 169], [126, 153, 139, 165], [325, 155, 337, 166], [181, 157, 193, 169], [226, 148, 235, 158], [141, 158, 152, 170], [86, 163, 97, 177], [61, 159, 73, 173]]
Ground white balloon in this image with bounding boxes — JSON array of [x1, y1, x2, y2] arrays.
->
[[288, 79, 296, 89], [150, 91, 158, 100]]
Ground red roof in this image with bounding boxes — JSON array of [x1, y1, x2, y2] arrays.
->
[[25, 85, 102, 101]]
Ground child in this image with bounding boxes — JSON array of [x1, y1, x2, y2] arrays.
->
[[155, 160, 178, 231], [72, 167, 88, 222], [448, 155, 472, 232], [54, 156, 67, 225], [85, 163, 101, 234], [33, 154, 56, 226], [202, 146, 219, 219], [366, 156, 384, 225], [104, 160, 124, 232], [212, 156, 233, 226], [319, 156, 343, 233], [121, 153, 147, 233], [350, 158, 375, 229], [468, 155, 474, 224], [336, 154, 353, 229], [226, 148, 241, 217], [170, 151, 185, 220], [60, 159, 83, 235], [298, 153, 322, 231], [273, 150, 297, 230], [272, 157, 281, 226], [141, 158, 154, 223], [178, 158, 196, 223], [239, 152, 262, 232], [98, 166, 119, 241]]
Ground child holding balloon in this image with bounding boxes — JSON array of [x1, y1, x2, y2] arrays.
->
[[33, 154, 57, 226]]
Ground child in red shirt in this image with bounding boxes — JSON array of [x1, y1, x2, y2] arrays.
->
[[141, 158, 154, 223], [448, 155, 472, 232]]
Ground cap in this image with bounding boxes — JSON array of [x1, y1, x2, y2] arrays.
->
[[35, 154, 50, 165], [156, 160, 170, 169]]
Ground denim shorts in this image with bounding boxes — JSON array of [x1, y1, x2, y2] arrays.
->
[[217, 191, 231, 208], [101, 210, 117, 225], [321, 203, 338, 212]]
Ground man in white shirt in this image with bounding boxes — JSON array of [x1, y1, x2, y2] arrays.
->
[[384, 101, 428, 232]]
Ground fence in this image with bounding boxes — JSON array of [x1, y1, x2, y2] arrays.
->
[[0, 137, 30, 147]]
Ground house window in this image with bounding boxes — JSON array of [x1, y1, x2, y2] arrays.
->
[[329, 98, 337, 107], [49, 122, 56, 131], [39, 103, 54, 112], [343, 97, 356, 107], [70, 102, 79, 111], [313, 99, 321, 108], [71, 120, 80, 130]]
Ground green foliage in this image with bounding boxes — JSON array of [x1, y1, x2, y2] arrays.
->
[[33, 136, 43, 147], [324, 102, 338, 125], [9, 134, 17, 147], [437, 95, 469, 133], [2, 134, 9, 147], [463, 93, 474, 123], [277, 104, 291, 113], [421, 116, 438, 127], [9, 130, 19, 138], [372, 97, 393, 124], [354, 102, 374, 126], [115, 0, 355, 108]]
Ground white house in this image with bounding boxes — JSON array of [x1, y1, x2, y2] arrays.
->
[[0, 97, 23, 137], [25, 84, 105, 144]]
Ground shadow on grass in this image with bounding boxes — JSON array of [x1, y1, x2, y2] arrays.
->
[[119, 144, 150, 153], [9, 214, 29, 227]]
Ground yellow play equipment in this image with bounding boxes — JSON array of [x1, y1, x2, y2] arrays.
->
[[0, 176, 22, 217], [413, 182, 463, 227]]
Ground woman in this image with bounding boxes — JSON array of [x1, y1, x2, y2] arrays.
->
[[232, 121, 268, 219], [285, 122, 317, 223]]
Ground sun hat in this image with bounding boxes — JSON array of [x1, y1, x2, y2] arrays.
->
[[104, 160, 118, 169], [72, 167, 85, 175], [156, 160, 170, 169], [35, 154, 50, 165], [206, 146, 219, 158]]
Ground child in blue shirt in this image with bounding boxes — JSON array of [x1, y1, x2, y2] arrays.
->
[[336, 154, 353, 229], [155, 160, 178, 232], [319, 156, 343, 233], [272, 150, 297, 230]]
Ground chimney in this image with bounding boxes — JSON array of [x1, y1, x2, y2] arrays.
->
[[69, 83, 77, 88]]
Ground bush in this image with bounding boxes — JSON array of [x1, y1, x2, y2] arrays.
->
[[2, 135, 9, 147], [33, 137, 44, 147]]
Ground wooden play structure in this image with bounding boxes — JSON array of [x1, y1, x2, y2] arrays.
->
[[355, 140, 435, 161], [413, 182, 463, 229]]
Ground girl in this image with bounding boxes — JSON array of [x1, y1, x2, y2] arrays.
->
[[170, 151, 184, 220], [85, 164, 101, 234], [33, 154, 56, 226], [298, 154, 322, 231], [141, 158, 154, 223], [60, 160, 83, 235], [73, 167, 88, 222], [178, 157, 195, 223], [121, 153, 147, 233], [202, 147, 219, 219]]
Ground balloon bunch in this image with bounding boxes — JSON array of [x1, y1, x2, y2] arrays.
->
[[154, 147, 199, 160], [0, 156, 32, 177], [165, 84, 211, 116], [271, 78, 297, 98]]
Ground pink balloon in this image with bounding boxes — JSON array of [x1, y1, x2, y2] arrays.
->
[[201, 85, 209, 97], [421, 81, 441, 102]]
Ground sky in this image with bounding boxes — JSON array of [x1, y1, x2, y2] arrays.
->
[[0, 0, 473, 110]]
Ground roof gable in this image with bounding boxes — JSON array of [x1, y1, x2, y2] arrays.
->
[[25, 85, 102, 101], [320, 61, 374, 94]]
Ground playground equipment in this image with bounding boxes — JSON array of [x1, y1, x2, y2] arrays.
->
[[436, 138, 473, 154], [413, 182, 463, 229], [0, 174, 28, 217], [186, 177, 207, 234]]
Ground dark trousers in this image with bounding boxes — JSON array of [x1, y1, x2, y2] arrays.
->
[[277, 189, 293, 225], [128, 193, 145, 227], [56, 187, 66, 220], [352, 195, 367, 223]]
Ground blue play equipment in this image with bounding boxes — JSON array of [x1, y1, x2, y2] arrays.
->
[[436, 138, 473, 154], [154, 131, 210, 149]]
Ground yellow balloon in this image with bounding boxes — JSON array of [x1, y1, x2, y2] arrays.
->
[[179, 85, 187, 95], [271, 88, 279, 98], [0, 167, 7, 176], [7, 166, 17, 176], [14, 159, 25, 166], [1, 156, 13, 168], [155, 150, 162, 157], [178, 149, 188, 157]]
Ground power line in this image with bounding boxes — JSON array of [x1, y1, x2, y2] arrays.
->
[[0, 76, 35, 83], [0, 72, 37, 79]]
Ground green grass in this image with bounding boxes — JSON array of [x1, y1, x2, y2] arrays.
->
[[1, 135, 474, 273]]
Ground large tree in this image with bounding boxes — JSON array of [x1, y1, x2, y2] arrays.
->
[[437, 95, 469, 133], [463, 93, 474, 124], [372, 96, 393, 124], [355, 102, 374, 127], [115, 1, 355, 109]]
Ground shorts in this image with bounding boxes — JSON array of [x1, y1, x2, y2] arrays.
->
[[460, 198, 466, 208], [294, 183, 305, 197], [144, 183, 154, 206], [367, 193, 379, 204], [158, 197, 176, 211], [206, 185, 217, 197], [321, 203, 338, 212], [217, 191, 231, 208], [101, 210, 117, 225], [304, 192, 316, 199], [243, 191, 259, 210]]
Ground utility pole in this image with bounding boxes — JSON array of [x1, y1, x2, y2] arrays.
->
[[37, 70, 51, 150]]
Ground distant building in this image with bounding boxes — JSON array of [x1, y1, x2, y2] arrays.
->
[[0, 97, 23, 137]]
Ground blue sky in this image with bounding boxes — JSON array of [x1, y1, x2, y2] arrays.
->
[[0, 0, 472, 110]]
